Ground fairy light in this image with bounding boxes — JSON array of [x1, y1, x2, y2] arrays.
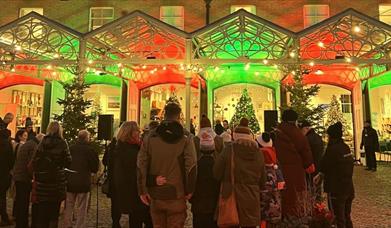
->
[[198, 67, 203, 72], [15, 45, 22, 51], [255, 72, 260, 76], [345, 57, 352, 63], [53, 53, 60, 58], [273, 64, 278, 69], [88, 60, 93, 64], [52, 72, 57, 76], [142, 65, 147, 69], [163, 66, 167, 70], [11, 68, 15, 72], [289, 51, 295, 58], [309, 61, 315, 67], [46, 65, 52, 70], [214, 66, 219, 72], [117, 63, 123, 67], [353, 26, 361, 33], [314, 69, 324, 75], [355, 67, 360, 72], [244, 63, 250, 70], [86, 67, 90, 72], [263, 59, 269, 65], [291, 70, 296, 75], [317, 42, 325, 48]]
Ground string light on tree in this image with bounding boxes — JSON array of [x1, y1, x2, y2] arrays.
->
[[230, 89, 260, 133]]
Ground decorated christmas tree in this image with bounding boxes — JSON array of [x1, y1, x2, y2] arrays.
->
[[54, 77, 95, 144], [325, 95, 352, 138], [230, 89, 260, 133], [282, 68, 324, 132]]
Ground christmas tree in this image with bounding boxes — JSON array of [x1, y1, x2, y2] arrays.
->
[[230, 89, 260, 133], [325, 95, 352, 138], [54, 77, 95, 144], [282, 68, 324, 132]]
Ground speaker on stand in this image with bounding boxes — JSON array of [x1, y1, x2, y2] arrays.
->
[[96, 114, 114, 228], [264, 110, 278, 133]]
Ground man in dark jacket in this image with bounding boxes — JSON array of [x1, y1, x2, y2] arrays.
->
[[274, 110, 315, 222], [320, 122, 354, 228], [0, 113, 14, 131], [13, 133, 44, 228], [138, 102, 197, 228], [300, 120, 324, 173], [0, 129, 14, 226], [360, 121, 379, 171], [63, 130, 99, 228]]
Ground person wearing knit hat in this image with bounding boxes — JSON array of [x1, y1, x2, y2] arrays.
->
[[319, 121, 354, 228], [257, 132, 284, 227], [214, 117, 266, 227], [273, 109, 315, 222], [191, 115, 222, 228]]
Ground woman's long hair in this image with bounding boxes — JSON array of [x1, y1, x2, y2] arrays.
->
[[46, 121, 64, 139], [15, 129, 27, 143], [116, 121, 139, 143]]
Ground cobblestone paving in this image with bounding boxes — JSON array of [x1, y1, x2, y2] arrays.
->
[[5, 164, 391, 227]]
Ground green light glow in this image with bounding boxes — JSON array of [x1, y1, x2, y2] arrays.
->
[[84, 73, 122, 87], [369, 70, 391, 90]]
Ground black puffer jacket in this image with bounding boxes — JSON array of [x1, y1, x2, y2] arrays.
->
[[320, 138, 354, 197], [32, 135, 71, 203]]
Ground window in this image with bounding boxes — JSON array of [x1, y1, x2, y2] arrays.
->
[[19, 8, 43, 17], [160, 6, 184, 30], [340, 94, 352, 113], [231, 5, 256, 14], [379, 5, 391, 24], [89, 7, 114, 31], [303, 5, 329, 28]]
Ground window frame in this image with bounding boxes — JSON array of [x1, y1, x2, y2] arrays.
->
[[303, 5, 330, 28], [159, 6, 185, 30], [230, 5, 257, 14], [89, 7, 115, 31], [379, 4, 391, 24], [340, 94, 352, 114], [19, 8, 44, 17]]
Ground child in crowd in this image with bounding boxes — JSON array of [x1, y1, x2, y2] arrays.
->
[[256, 132, 285, 228]]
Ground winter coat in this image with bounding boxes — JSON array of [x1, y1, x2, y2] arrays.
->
[[67, 141, 99, 193], [0, 130, 14, 191], [190, 133, 223, 215], [102, 137, 117, 197], [13, 137, 39, 183], [112, 141, 146, 214], [274, 122, 313, 217], [360, 127, 380, 153], [306, 129, 324, 173], [32, 135, 71, 203], [213, 139, 266, 227], [320, 138, 354, 197], [137, 120, 197, 200]]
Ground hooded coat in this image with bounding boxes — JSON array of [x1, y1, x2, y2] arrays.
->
[[137, 120, 197, 200], [0, 130, 14, 191], [213, 139, 266, 227], [32, 135, 71, 203], [274, 122, 313, 217]]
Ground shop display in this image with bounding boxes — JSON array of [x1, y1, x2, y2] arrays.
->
[[12, 90, 43, 131]]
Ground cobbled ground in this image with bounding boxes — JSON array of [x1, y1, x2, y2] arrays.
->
[[5, 163, 391, 228]]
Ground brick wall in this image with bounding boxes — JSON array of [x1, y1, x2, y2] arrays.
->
[[1, 0, 390, 33]]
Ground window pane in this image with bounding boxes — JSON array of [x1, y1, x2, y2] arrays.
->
[[303, 5, 329, 28], [379, 5, 391, 24], [160, 6, 184, 29], [90, 7, 114, 30], [19, 8, 44, 17]]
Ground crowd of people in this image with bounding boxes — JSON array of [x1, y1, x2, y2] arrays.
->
[[0, 102, 379, 228]]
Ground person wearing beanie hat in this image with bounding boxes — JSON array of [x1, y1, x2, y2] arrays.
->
[[214, 117, 266, 227], [319, 121, 354, 228], [191, 115, 222, 228], [257, 132, 284, 227], [273, 111, 315, 222]]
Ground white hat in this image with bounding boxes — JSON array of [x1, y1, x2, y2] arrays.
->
[[256, 133, 273, 148]]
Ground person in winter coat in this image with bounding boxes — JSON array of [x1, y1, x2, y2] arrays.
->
[[138, 102, 197, 228], [13, 129, 28, 153], [191, 115, 223, 228], [214, 118, 266, 228], [25, 118, 37, 141], [112, 121, 152, 228], [31, 121, 71, 228], [256, 133, 284, 228], [300, 120, 324, 174], [102, 136, 120, 227], [360, 121, 379, 171], [273, 110, 315, 223], [0, 129, 14, 226], [214, 120, 225, 136], [319, 122, 354, 228], [63, 130, 99, 228], [13, 133, 44, 228]]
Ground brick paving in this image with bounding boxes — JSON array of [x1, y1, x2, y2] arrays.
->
[[4, 164, 391, 228]]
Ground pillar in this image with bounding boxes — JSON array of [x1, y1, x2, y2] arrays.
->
[[41, 80, 52, 133], [185, 72, 192, 130], [120, 80, 128, 123], [362, 80, 371, 122], [280, 85, 288, 107], [128, 80, 139, 122], [199, 79, 208, 117]]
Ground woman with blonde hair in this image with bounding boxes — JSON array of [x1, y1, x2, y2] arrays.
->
[[111, 121, 152, 228], [31, 121, 71, 228]]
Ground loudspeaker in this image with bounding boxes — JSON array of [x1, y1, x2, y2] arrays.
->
[[98, 114, 114, 140], [264, 110, 278, 132]]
